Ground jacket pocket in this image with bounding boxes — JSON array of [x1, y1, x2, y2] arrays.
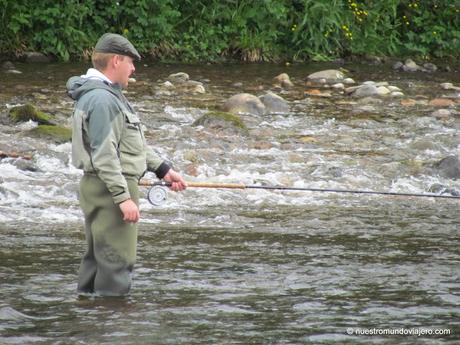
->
[[120, 112, 143, 154]]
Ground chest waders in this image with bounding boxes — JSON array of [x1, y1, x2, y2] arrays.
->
[[77, 174, 139, 296]]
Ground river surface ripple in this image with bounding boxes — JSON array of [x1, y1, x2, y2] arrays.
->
[[0, 62, 459, 344]]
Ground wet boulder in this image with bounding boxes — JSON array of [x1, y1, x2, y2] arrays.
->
[[28, 125, 72, 143], [179, 80, 206, 94], [434, 156, 460, 179], [165, 72, 205, 93], [9, 104, 55, 125], [273, 73, 294, 89], [192, 111, 248, 135], [307, 69, 345, 83], [259, 92, 289, 114], [351, 84, 379, 98], [2, 61, 22, 74], [440, 83, 460, 91], [24, 52, 52, 63], [166, 72, 189, 84], [223, 93, 265, 116], [429, 183, 460, 196], [402, 59, 420, 72]]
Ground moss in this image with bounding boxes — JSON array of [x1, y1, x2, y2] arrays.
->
[[9, 104, 55, 125], [29, 125, 72, 143], [193, 111, 247, 131]]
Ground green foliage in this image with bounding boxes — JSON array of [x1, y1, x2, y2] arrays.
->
[[0, 0, 458, 61]]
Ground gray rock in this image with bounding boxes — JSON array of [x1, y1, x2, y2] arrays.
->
[[343, 78, 355, 84], [331, 83, 345, 90], [223, 93, 265, 116], [167, 72, 189, 84], [192, 111, 248, 135], [423, 63, 437, 72], [388, 85, 402, 92], [431, 109, 451, 119], [434, 156, 460, 179], [273, 73, 294, 89], [4, 69, 22, 74], [307, 69, 345, 83], [2, 61, 15, 70], [376, 86, 391, 96], [440, 83, 460, 91], [393, 61, 404, 70], [180, 80, 206, 94], [352, 84, 379, 98], [259, 92, 290, 114], [24, 52, 52, 63], [402, 59, 419, 72]]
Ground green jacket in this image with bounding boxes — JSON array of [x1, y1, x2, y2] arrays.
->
[[67, 72, 170, 204]]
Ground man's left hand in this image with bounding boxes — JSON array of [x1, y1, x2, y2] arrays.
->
[[163, 169, 187, 191]]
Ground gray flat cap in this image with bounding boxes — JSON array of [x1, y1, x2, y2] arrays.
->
[[94, 33, 141, 60]]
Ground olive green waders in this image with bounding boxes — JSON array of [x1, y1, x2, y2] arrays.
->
[[77, 174, 139, 296]]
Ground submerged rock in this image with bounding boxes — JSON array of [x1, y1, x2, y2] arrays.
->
[[192, 111, 248, 135], [223, 93, 265, 116], [273, 73, 294, 89], [259, 92, 289, 114], [28, 125, 72, 143], [24, 52, 52, 63], [352, 84, 379, 98], [9, 104, 55, 125], [429, 98, 455, 107], [307, 69, 345, 83], [167, 72, 189, 84], [429, 183, 460, 196], [440, 83, 460, 91], [434, 156, 460, 179]]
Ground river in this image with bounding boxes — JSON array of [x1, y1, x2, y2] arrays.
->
[[0, 61, 459, 344]]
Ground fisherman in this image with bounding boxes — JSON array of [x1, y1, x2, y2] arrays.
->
[[67, 33, 186, 296]]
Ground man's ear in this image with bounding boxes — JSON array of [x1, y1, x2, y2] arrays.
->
[[110, 54, 120, 68]]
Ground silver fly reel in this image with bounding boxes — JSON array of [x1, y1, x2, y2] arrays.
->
[[147, 186, 167, 206]]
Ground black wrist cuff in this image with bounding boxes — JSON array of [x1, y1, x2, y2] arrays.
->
[[155, 162, 171, 179]]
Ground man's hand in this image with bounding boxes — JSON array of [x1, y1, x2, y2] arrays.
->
[[163, 169, 187, 192], [119, 199, 140, 223]]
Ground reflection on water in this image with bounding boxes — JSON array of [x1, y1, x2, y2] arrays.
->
[[1, 199, 459, 344]]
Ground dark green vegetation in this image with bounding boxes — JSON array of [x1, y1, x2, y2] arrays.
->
[[1, 0, 459, 62]]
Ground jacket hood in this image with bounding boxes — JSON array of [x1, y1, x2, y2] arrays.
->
[[66, 68, 119, 101]]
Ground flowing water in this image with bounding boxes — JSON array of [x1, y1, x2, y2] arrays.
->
[[0, 61, 459, 344]]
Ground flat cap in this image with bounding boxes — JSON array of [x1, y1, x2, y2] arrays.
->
[[94, 33, 141, 60]]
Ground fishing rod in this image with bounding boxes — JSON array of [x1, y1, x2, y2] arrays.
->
[[138, 180, 460, 206]]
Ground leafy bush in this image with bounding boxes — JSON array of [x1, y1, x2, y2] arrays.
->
[[0, 0, 458, 62]]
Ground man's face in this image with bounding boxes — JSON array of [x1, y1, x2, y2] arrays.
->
[[113, 55, 135, 88]]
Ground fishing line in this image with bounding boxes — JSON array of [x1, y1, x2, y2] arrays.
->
[[138, 180, 460, 206]]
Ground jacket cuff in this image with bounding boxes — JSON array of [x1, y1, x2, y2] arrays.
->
[[113, 191, 131, 204], [155, 162, 171, 179]]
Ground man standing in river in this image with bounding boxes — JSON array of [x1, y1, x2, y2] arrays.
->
[[67, 33, 186, 296]]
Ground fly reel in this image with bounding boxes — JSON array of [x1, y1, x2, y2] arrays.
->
[[147, 186, 167, 206]]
